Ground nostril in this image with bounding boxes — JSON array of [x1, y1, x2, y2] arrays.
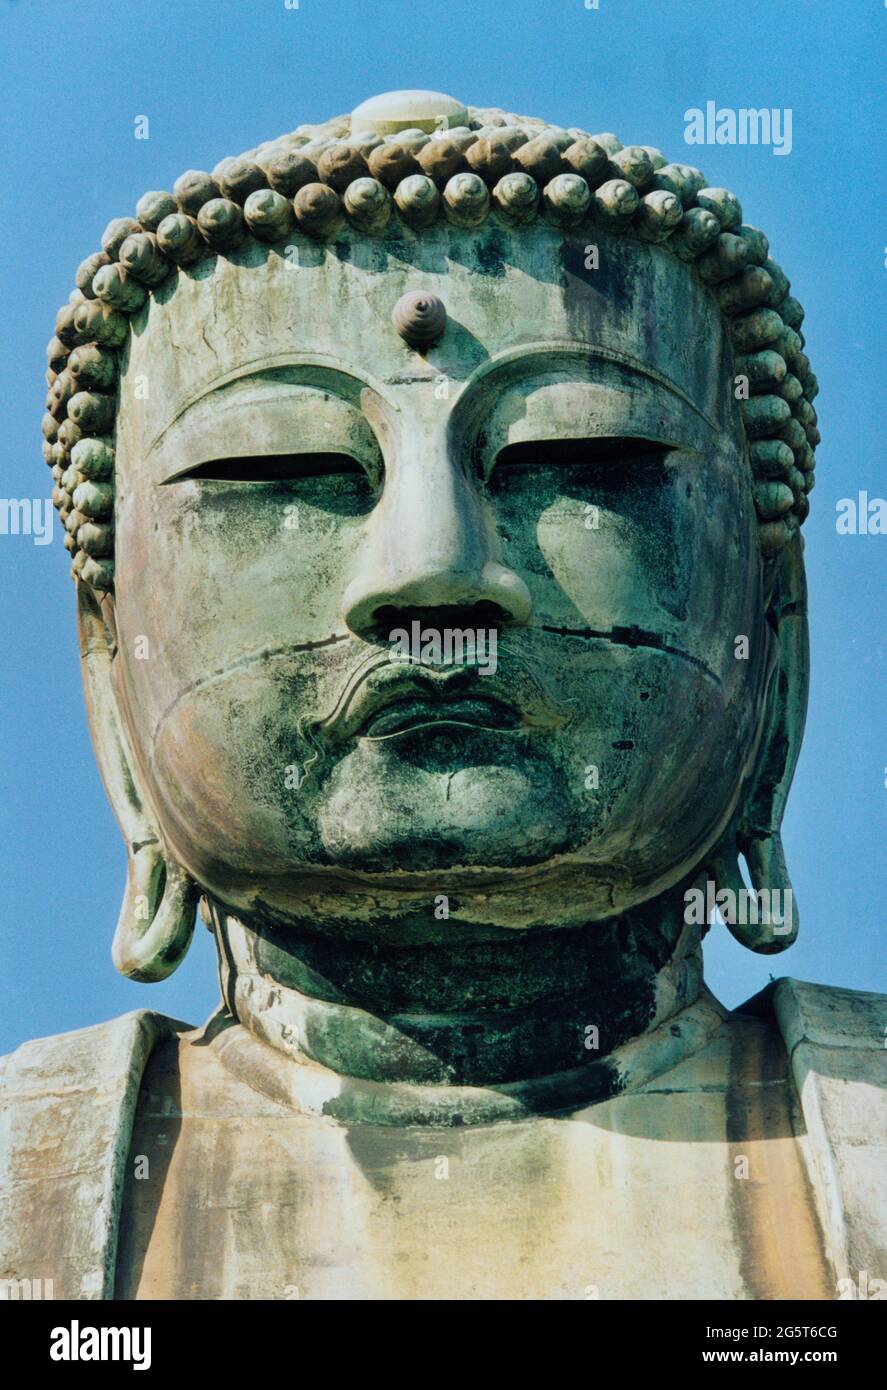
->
[[371, 604, 402, 637], [473, 599, 508, 624], [370, 603, 509, 641], [345, 560, 533, 640]]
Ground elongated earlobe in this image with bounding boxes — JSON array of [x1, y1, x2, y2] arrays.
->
[[707, 533, 808, 954], [112, 842, 198, 982], [707, 837, 798, 954], [77, 580, 198, 981]]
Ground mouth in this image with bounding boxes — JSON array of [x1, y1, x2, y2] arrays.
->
[[358, 693, 522, 741], [310, 653, 570, 747]]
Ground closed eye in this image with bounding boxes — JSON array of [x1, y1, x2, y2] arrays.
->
[[167, 452, 368, 483], [491, 437, 676, 475]]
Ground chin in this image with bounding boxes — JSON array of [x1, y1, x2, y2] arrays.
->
[[315, 734, 578, 871]]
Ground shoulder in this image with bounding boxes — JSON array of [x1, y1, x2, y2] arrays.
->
[[0, 1009, 190, 1300], [766, 978, 887, 1291], [0, 1008, 183, 1091], [771, 977, 887, 1054]]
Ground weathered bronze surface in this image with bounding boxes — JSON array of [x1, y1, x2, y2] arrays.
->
[[4, 91, 884, 1301]]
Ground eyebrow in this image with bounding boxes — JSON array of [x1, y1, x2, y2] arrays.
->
[[144, 354, 396, 459], [463, 341, 719, 433], [144, 338, 717, 464]]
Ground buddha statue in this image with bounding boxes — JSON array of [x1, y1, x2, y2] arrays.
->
[[3, 89, 885, 1302]]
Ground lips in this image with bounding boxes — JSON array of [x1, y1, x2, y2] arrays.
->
[[311, 653, 567, 746], [359, 693, 522, 740]]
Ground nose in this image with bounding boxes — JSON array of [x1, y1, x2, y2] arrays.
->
[[342, 425, 532, 638]]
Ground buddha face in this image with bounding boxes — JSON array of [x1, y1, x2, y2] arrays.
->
[[109, 224, 772, 932]]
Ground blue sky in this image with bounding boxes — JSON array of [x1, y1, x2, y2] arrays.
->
[[0, 0, 884, 1051]]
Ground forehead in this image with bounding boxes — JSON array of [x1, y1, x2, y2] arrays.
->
[[118, 223, 732, 452]]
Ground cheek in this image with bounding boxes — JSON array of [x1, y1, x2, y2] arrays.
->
[[112, 476, 375, 874], [117, 644, 365, 879], [115, 477, 367, 692], [146, 666, 313, 875], [490, 451, 762, 684], [533, 487, 685, 626], [491, 463, 686, 614], [553, 648, 760, 879]]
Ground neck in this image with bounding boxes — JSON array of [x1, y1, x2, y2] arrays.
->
[[208, 888, 706, 1092]]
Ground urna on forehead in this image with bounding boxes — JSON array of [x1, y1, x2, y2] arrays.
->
[[41, 88, 820, 595]]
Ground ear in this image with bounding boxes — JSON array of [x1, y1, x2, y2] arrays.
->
[[706, 532, 809, 953], [77, 580, 198, 981]]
